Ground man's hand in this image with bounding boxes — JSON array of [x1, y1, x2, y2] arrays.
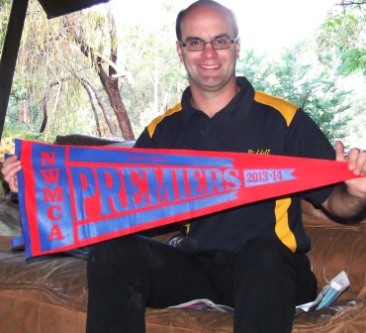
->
[[335, 140, 366, 199], [322, 141, 366, 221], [1, 155, 21, 193]]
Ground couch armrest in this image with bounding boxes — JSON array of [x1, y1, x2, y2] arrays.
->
[[302, 199, 366, 300], [55, 134, 125, 146], [306, 225, 366, 301]]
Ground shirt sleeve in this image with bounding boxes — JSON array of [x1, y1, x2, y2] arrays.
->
[[133, 128, 155, 149]]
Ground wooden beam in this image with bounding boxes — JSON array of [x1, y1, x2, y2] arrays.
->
[[0, 0, 29, 140]]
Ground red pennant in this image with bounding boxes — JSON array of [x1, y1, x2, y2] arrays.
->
[[15, 139, 357, 257]]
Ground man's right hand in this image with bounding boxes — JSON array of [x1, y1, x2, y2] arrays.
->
[[1, 155, 21, 193]]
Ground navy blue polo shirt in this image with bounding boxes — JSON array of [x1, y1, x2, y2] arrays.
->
[[135, 76, 335, 254]]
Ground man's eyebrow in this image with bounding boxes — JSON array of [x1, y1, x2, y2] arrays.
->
[[185, 33, 231, 40], [214, 33, 231, 38], [185, 36, 204, 40]]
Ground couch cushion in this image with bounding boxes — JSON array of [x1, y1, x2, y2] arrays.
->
[[306, 225, 366, 301], [0, 199, 21, 237], [1, 233, 366, 333], [0, 250, 88, 312]]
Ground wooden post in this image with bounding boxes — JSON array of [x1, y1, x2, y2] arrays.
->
[[0, 0, 29, 140]]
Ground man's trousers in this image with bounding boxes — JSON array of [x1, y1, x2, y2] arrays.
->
[[86, 234, 317, 333]]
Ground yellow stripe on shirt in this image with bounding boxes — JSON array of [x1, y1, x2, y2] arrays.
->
[[254, 91, 298, 126], [275, 198, 297, 252], [147, 103, 182, 138]]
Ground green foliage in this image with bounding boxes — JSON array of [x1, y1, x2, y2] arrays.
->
[[2, 0, 365, 147], [117, 4, 186, 135], [317, 5, 366, 75], [0, 0, 11, 50], [340, 48, 366, 74], [237, 44, 351, 142], [3, 1, 114, 140]]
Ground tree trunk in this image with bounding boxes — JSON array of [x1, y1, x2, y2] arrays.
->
[[97, 69, 134, 140], [63, 9, 135, 140]]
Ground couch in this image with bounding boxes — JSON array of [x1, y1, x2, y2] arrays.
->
[[1, 134, 366, 333]]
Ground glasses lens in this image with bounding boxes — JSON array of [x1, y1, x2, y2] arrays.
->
[[183, 36, 234, 51], [212, 36, 232, 49], [185, 38, 204, 51]]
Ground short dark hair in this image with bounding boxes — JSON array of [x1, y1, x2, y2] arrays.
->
[[175, 0, 239, 41]]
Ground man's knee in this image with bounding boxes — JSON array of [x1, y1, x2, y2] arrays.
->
[[87, 235, 149, 280], [89, 236, 131, 263]]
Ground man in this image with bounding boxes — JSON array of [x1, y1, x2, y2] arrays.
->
[[2, 1, 366, 332]]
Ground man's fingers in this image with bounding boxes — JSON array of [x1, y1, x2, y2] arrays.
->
[[1, 155, 21, 193], [348, 148, 366, 175], [335, 140, 346, 162]]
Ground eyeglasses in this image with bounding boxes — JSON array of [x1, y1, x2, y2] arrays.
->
[[180, 35, 238, 52]]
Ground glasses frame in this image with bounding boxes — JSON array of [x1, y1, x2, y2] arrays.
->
[[180, 35, 239, 52]]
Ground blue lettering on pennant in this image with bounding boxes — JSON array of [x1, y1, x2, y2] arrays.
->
[[122, 168, 150, 209], [97, 167, 125, 215], [77, 191, 238, 240], [70, 167, 98, 220], [32, 144, 74, 251]]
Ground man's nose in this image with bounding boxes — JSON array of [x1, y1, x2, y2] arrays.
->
[[201, 42, 217, 55]]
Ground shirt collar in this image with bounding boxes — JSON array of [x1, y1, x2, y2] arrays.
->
[[180, 76, 255, 121]]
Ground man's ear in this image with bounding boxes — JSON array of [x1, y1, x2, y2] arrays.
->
[[235, 37, 241, 59], [176, 40, 183, 62]]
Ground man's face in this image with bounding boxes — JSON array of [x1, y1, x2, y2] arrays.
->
[[176, 5, 240, 94]]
